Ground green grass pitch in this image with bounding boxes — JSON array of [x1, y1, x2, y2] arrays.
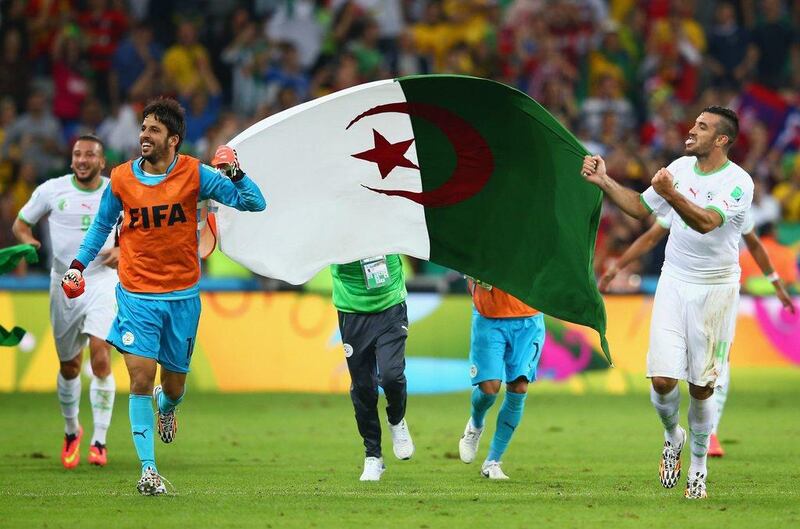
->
[[1, 368, 799, 528]]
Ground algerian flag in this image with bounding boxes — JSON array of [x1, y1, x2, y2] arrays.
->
[[0, 325, 26, 347], [0, 244, 38, 275], [219, 75, 609, 360]]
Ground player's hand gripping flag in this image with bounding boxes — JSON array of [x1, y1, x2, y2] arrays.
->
[[211, 145, 243, 180]]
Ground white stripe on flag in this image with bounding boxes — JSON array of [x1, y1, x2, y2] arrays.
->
[[218, 79, 431, 283]]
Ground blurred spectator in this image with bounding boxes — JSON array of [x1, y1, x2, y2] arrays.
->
[[773, 160, 800, 221], [537, 78, 578, 128], [745, 0, 800, 90], [0, 98, 18, 191], [395, 30, 427, 76], [69, 98, 106, 145], [97, 102, 141, 163], [8, 163, 37, 213], [586, 21, 635, 98], [411, 1, 458, 70], [264, 44, 310, 104], [706, 1, 750, 89], [162, 20, 218, 97], [1, 92, 66, 181], [221, 19, 267, 116], [580, 74, 635, 142], [111, 23, 164, 102], [527, 34, 579, 102], [349, 18, 388, 78], [740, 222, 798, 291], [182, 86, 223, 153], [0, 28, 32, 112], [51, 27, 91, 127], [750, 178, 782, 230], [25, 0, 74, 71], [78, 0, 128, 106], [336, 0, 405, 70], [265, 0, 325, 69]]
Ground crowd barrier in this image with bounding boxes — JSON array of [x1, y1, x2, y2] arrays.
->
[[1, 291, 797, 393]]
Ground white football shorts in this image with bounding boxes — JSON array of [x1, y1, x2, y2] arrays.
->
[[49, 274, 117, 361], [647, 273, 739, 388]]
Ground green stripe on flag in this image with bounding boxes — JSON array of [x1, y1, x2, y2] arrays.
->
[[0, 325, 26, 347], [397, 75, 611, 363], [0, 244, 38, 275]]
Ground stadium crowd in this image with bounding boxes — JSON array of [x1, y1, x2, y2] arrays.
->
[[0, 0, 798, 292]]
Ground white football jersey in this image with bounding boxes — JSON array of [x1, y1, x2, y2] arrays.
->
[[641, 156, 754, 284], [18, 174, 117, 279], [656, 209, 755, 235]]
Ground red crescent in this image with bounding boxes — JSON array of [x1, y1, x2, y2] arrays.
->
[[346, 102, 494, 207]]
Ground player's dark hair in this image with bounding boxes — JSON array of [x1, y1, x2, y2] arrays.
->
[[74, 134, 105, 152], [142, 97, 186, 151], [702, 106, 739, 149]]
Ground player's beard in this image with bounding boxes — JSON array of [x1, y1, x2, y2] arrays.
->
[[73, 164, 102, 184], [142, 137, 170, 165], [684, 139, 712, 160]]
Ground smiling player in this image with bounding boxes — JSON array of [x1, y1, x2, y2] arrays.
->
[[13, 135, 119, 469], [62, 98, 266, 495]]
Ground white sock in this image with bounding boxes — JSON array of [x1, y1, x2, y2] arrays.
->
[[650, 385, 681, 445], [712, 369, 730, 435], [90, 374, 116, 445], [688, 395, 715, 477], [57, 373, 81, 435]]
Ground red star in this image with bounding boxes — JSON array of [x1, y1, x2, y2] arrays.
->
[[351, 129, 419, 179]]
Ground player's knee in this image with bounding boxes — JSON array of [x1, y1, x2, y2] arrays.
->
[[378, 369, 405, 390], [506, 377, 529, 394], [163, 384, 184, 402], [688, 383, 714, 400], [651, 377, 677, 394], [478, 380, 501, 395], [59, 354, 82, 378], [128, 377, 154, 395], [90, 355, 111, 378]]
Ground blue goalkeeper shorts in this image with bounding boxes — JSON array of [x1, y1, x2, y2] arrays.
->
[[469, 310, 545, 385], [107, 285, 200, 374]]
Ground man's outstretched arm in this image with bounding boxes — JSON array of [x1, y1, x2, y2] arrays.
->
[[581, 155, 651, 220]]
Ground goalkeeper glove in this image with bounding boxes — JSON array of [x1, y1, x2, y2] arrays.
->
[[211, 145, 244, 181], [62, 262, 85, 299]]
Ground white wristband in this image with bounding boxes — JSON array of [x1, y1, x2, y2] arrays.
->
[[766, 272, 780, 283]]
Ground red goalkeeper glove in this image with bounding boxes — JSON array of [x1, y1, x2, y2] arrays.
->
[[211, 145, 244, 181]]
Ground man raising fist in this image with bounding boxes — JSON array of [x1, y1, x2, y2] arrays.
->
[[581, 107, 754, 500]]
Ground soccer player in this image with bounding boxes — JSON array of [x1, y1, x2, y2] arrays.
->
[[458, 279, 544, 480], [599, 212, 795, 457], [581, 106, 753, 499], [331, 254, 414, 481], [61, 98, 266, 495], [12, 135, 118, 469]]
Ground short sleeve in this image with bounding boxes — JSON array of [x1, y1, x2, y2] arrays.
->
[[18, 182, 52, 225], [656, 212, 673, 229], [640, 159, 684, 218], [741, 209, 755, 234], [706, 178, 753, 225], [640, 187, 671, 217]]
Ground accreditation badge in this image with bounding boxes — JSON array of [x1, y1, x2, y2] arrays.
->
[[361, 255, 390, 290]]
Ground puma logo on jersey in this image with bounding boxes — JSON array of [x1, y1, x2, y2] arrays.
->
[[81, 203, 92, 210], [689, 188, 698, 198], [128, 204, 187, 229]]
